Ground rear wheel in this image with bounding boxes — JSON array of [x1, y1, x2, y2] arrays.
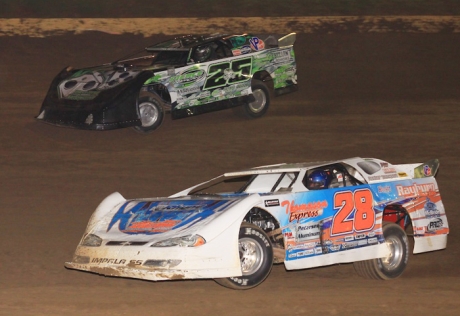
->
[[133, 95, 164, 133], [234, 80, 270, 118], [354, 222, 409, 280], [215, 223, 273, 289]]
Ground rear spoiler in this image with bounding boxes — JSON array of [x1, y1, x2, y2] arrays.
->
[[278, 33, 296, 47]]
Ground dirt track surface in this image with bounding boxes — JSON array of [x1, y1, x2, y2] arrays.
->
[[1, 32, 460, 315]]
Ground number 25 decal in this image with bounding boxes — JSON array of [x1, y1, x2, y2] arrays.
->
[[331, 188, 375, 236], [203, 57, 252, 90]]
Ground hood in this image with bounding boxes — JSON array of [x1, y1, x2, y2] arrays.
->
[[57, 64, 158, 101], [91, 196, 246, 242]]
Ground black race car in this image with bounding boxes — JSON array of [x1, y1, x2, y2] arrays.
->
[[37, 33, 297, 132]]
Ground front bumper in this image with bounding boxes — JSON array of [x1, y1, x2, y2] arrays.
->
[[37, 68, 152, 130], [65, 232, 242, 281]]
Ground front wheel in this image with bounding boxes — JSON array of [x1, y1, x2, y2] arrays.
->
[[238, 80, 270, 118], [214, 223, 273, 290], [133, 95, 164, 133], [353, 222, 409, 280]]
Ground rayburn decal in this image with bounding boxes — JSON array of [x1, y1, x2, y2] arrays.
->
[[396, 183, 436, 198]]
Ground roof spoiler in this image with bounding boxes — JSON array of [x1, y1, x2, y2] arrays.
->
[[414, 159, 440, 178], [278, 32, 296, 47]]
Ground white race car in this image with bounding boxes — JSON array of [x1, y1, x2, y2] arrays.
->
[[65, 157, 449, 289]]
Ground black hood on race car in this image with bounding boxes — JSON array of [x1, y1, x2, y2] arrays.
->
[[36, 65, 155, 130]]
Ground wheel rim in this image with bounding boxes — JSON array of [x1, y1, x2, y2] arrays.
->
[[138, 101, 159, 127], [381, 235, 404, 271], [239, 237, 264, 275], [248, 89, 266, 113]]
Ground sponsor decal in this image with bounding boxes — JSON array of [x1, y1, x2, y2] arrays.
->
[[342, 241, 358, 249], [355, 233, 366, 240], [368, 231, 376, 238], [296, 222, 321, 242], [241, 45, 252, 54], [249, 37, 265, 51], [423, 165, 432, 176], [282, 200, 328, 222], [398, 172, 408, 177], [383, 167, 396, 174], [367, 237, 378, 244], [424, 197, 440, 218], [265, 199, 280, 207], [314, 247, 323, 254], [329, 244, 341, 251], [368, 174, 398, 181], [170, 69, 205, 85], [178, 86, 200, 95], [378, 185, 391, 193], [396, 183, 436, 198], [232, 45, 252, 56], [427, 218, 443, 232], [271, 50, 291, 63], [297, 249, 315, 257], [358, 239, 368, 246], [344, 235, 354, 242], [232, 49, 242, 56]]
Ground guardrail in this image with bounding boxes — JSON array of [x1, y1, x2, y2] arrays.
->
[[1, 16, 459, 37]]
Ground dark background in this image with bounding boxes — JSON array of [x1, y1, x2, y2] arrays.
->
[[1, 0, 460, 17]]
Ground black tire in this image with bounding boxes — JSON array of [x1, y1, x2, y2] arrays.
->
[[215, 223, 273, 290], [133, 95, 164, 133], [238, 80, 270, 118], [354, 222, 409, 280]]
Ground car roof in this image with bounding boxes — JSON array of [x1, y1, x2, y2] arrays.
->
[[224, 158, 362, 176], [146, 34, 229, 51]]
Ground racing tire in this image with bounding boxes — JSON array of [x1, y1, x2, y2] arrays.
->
[[214, 223, 273, 290], [234, 80, 270, 118], [353, 222, 409, 280], [133, 95, 164, 133]]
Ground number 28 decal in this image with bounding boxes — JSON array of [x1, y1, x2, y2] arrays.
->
[[331, 188, 375, 236]]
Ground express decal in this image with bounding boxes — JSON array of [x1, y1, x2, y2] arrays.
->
[[282, 199, 327, 222], [107, 199, 236, 234]]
